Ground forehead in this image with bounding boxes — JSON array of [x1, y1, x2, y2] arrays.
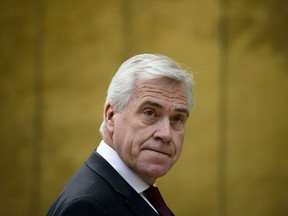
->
[[133, 78, 188, 111]]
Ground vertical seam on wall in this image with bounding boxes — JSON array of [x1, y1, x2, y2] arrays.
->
[[218, 0, 229, 215], [121, 0, 133, 59], [31, 0, 44, 214]]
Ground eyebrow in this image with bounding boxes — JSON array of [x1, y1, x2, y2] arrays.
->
[[140, 100, 190, 117]]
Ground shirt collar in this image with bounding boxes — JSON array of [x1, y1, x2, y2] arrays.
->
[[96, 140, 149, 193]]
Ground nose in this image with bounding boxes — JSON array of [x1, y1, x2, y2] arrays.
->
[[153, 117, 172, 143]]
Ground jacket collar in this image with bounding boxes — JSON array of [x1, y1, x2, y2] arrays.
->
[[85, 151, 159, 216]]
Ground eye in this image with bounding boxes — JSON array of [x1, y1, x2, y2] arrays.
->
[[142, 109, 159, 124], [171, 115, 186, 125], [143, 109, 157, 118]]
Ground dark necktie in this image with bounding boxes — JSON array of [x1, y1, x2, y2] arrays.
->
[[144, 186, 171, 216]]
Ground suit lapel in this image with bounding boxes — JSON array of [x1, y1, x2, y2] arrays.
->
[[85, 151, 159, 216], [126, 190, 159, 216]]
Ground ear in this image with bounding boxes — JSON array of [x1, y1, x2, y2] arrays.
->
[[104, 103, 115, 134]]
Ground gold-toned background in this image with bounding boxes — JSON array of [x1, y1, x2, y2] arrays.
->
[[0, 0, 287, 215]]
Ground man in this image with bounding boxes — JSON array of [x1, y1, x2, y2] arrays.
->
[[47, 54, 194, 216]]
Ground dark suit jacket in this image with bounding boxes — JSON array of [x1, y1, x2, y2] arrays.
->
[[46, 151, 174, 216]]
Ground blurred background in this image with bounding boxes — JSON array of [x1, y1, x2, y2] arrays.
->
[[0, 0, 287, 215]]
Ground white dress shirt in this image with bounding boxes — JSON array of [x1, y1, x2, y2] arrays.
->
[[96, 140, 157, 213]]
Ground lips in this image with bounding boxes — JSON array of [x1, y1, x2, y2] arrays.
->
[[142, 148, 171, 157]]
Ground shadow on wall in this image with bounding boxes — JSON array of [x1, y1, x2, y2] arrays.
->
[[230, 0, 288, 69]]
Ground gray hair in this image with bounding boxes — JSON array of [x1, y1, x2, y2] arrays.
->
[[99, 54, 194, 135]]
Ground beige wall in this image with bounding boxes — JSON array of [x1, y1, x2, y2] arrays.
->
[[1, 0, 287, 215]]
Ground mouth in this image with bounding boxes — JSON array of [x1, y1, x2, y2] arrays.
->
[[143, 148, 171, 157]]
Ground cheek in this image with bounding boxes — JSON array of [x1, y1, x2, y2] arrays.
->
[[112, 115, 130, 150], [113, 115, 140, 155], [173, 132, 185, 154]]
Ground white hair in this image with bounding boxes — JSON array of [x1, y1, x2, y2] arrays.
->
[[99, 54, 194, 135]]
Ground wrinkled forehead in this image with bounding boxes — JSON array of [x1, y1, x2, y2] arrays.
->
[[134, 77, 184, 91], [133, 78, 189, 110]]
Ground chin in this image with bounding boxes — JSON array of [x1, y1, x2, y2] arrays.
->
[[142, 165, 171, 179]]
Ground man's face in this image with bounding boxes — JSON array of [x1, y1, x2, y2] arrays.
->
[[107, 78, 189, 184]]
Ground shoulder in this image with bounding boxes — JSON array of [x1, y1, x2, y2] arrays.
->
[[57, 198, 108, 216], [47, 152, 125, 216]]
